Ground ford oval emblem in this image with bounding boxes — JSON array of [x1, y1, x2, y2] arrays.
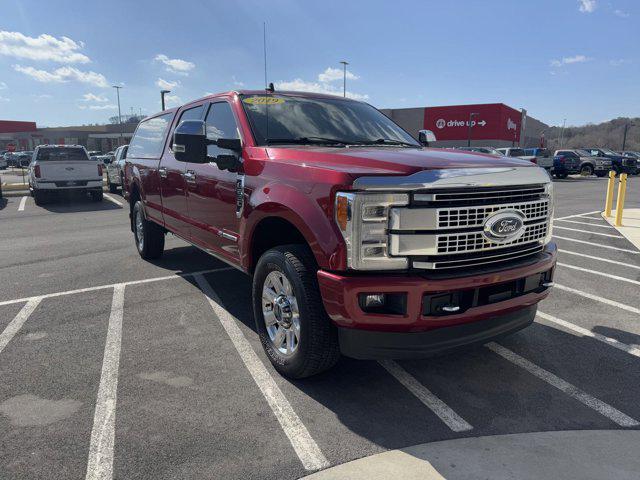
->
[[482, 210, 526, 244]]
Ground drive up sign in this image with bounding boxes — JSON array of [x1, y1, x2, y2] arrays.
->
[[424, 103, 522, 142]]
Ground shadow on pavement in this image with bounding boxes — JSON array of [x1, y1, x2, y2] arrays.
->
[[39, 192, 121, 213]]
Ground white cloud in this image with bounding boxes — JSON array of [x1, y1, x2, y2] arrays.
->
[[78, 103, 117, 110], [232, 75, 245, 87], [318, 67, 359, 83], [82, 92, 108, 102], [154, 54, 195, 75], [156, 77, 179, 89], [0, 95, 9, 102], [164, 94, 182, 107], [578, 0, 596, 13], [614, 9, 629, 18], [0, 30, 90, 63], [549, 55, 591, 67], [610, 58, 630, 66], [13, 65, 109, 87], [0, 81, 6, 90], [275, 78, 368, 100]]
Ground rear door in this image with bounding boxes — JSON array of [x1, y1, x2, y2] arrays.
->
[[35, 147, 101, 183], [158, 105, 205, 237]]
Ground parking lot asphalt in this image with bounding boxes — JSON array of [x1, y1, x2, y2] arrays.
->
[[1, 176, 639, 480]]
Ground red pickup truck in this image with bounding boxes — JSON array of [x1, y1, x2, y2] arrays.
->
[[124, 90, 556, 378]]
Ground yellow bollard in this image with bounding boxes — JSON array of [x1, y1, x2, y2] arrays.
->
[[615, 173, 628, 226], [604, 170, 616, 217]]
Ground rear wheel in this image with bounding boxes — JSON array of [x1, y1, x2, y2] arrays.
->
[[91, 190, 103, 202], [252, 245, 340, 378], [107, 175, 118, 193], [133, 200, 164, 259], [33, 190, 46, 205]]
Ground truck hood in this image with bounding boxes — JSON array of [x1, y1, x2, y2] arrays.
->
[[265, 146, 535, 177]]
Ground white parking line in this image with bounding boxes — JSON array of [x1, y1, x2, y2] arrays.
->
[[17, 196, 27, 211], [555, 219, 614, 229], [554, 210, 600, 221], [554, 284, 640, 315], [0, 298, 41, 355], [0, 267, 233, 307], [194, 274, 329, 471], [378, 360, 473, 432], [553, 235, 640, 254], [558, 263, 640, 286], [85, 284, 125, 480], [558, 249, 640, 270], [103, 194, 123, 207], [537, 311, 640, 358], [487, 343, 639, 427], [553, 226, 623, 238]]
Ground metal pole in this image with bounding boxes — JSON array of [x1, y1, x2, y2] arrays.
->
[[113, 85, 123, 146], [340, 61, 349, 97], [604, 170, 616, 217], [622, 123, 629, 150], [161, 90, 170, 111], [467, 113, 477, 147], [559, 118, 566, 147], [615, 173, 628, 226]]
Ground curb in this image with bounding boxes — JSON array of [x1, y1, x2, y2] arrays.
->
[[602, 209, 640, 251]]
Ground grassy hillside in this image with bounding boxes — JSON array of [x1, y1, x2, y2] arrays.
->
[[545, 117, 640, 151]]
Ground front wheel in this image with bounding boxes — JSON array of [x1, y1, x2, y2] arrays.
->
[[554, 172, 568, 179], [133, 200, 164, 259], [580, 164, 594, 176], [252, 245, 340, 378]]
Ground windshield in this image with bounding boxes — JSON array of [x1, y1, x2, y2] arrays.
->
[[576, 149, 591, 156], [602, 149, 618, 155], [36, 147, 90, 161], [508, 148, 526, 156], [240, 94, 419, 147]]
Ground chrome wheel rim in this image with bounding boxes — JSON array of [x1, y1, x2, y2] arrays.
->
[[262, 270, 300, 356], [135, 207, 144, 250]]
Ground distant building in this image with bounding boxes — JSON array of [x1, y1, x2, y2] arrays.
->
[[380, 103, 549, 148]]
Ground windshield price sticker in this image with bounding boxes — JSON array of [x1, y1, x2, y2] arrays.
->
[[243, 96, 285, 105]]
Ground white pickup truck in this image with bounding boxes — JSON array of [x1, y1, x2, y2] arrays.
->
[[28, 145, 104, 205]]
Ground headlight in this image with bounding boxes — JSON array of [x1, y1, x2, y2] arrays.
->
[[544, 182, 554, 245], [335, 192, 409, 270]]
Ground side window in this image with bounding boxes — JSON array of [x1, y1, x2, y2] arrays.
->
[[205, 102, 239, 157], [178, 105, 204, 123], [128, 113, 173, 159]]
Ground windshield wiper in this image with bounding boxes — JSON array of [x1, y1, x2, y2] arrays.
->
[[350, 138, 419, 147], [265, 136, 349, 146]]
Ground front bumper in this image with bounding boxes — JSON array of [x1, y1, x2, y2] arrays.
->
[[317, 242, 556, 334]]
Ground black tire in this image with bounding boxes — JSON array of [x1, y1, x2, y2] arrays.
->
[[580, 164, 594, 176], [33, 190, 45, 205], [554, 172, 568, 179], [108, 176, 118, 193], [252, 245, 340, 378], [91, 190, 103, 202], [595, 171, 607, 178], [133, 200, 164, 259]]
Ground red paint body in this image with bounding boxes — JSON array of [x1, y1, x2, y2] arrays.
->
[[125, 91, 554, 334], [424, 103, 522, 142]]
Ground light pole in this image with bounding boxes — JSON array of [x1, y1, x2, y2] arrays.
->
[[622, 122, 634, 150], [559, 118, 566, 147], [339, 60, 348, 97], [161, 90, 171, 111], [112, 85, 123, 146], [467, 112, 478, 147]]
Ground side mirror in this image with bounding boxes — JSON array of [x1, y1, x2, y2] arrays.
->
[[173, 120, 207, 163], [418, 129, 436, 147]]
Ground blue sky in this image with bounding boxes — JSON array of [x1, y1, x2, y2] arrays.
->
[[0, 0, 638, 127]]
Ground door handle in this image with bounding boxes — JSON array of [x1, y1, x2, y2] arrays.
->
[[183, 170, 197, 183], [158, 167, 168, 178]]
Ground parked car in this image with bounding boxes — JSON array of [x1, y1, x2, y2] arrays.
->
[[524, 148, 554, 171], [456, 146, 505, 156], [28, 145, 104, 204], [15, 151, 33, 168], [4, 152, 18, 167], [0, 153, 7, 170], [495, 147, 538, 164], [552, 150, 582, 178], [554, 149, 611, 177], [123, 90, 556, 379], [87, 150, 102, 157], [583, 148, 637, 175], [106, 144, 128, 193], [620, 152, 640, 173]]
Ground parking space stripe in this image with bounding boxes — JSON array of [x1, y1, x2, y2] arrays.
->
[[379, 360, 473, 432], [487, 343, 639, 427], [558, 249, 640, 270], [553, 235, 640, 254], [554, 210, 600, 221], [558, 262, 640, 286], [537, 311, 640, 358], [553, 225, 623, 238], [194, 274, 330, 471], [555, 219, 614, 229], [554, 284, 640, 315], [0, 298, 41, 355], [85, 284, 125, 480], [0, 267, 233, 307], [17, 195, 27, 211], [103, 194, 123, 207]]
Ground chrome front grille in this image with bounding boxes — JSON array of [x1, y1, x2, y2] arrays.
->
[[437, 200, 548, 229], [436, 221, 548, 254], [416, 185, 546, 205]]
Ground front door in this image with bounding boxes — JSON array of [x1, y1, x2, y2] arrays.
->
[[186, 100, 242, 263], [158, 105, 204, 237]]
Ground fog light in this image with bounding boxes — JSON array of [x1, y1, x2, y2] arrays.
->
[[364, 293, 385, 308]]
